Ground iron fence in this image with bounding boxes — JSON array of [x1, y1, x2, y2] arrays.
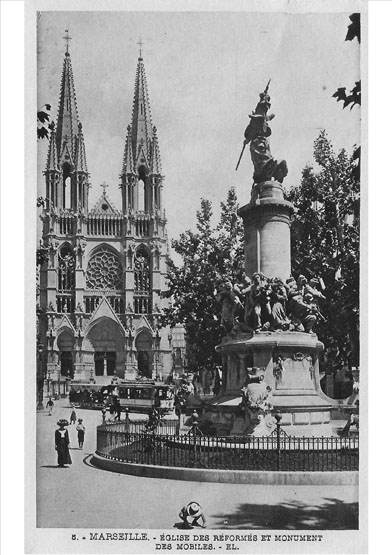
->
[[96, 425, 359, 472], [100, 419, 179, 435]]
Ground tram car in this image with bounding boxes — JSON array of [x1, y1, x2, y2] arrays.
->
[[69, 380, 175, 414], [116, 381, 175, 414]]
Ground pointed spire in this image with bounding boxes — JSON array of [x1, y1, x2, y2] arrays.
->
[[47, 34, 90, 211], [130, 55, 154, 167], [46, 126, 59, 172], [122, 124, 135, 174], [74, 122, 88, 173], [55, 39, 80, 167], [150, 125, 162, 175]]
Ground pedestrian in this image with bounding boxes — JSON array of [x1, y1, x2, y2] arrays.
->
[[70, 405, 77, 425], [55, 419, 72, 468], [46, 397, 54, 416], [109, 403, 115, 421], [179, 502, 206, 529], [114, 403, 121, 421], [101, 407, 106, 424], [76, 418, 86, 449]]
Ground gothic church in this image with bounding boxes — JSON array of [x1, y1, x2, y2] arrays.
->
[[38, 40, 183, 392]]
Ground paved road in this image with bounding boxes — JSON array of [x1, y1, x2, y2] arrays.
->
[[36, 402, 358, 530]]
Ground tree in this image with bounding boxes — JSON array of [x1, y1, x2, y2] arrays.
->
[[216, 186, 244, 281], [37, 104, 54, 140], [287, 131, 360, 369], [163, 188, 244, 374], [332, 14, 361, 111]]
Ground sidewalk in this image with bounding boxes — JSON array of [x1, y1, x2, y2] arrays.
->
[[36, 404, 358, 529]]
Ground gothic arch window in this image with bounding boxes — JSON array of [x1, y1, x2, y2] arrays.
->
[[137, 165, 148, 211], [58, 244, 75, 291], [135, 330, 152, 378], [134, 248, 151, 313], [86, 247, 123, 290], [137, 179, 145, 211]]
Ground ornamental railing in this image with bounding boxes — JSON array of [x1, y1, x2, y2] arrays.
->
[[86, 216, 123, 236], [56, 294, 75, 313], [95, 423, 359, 472], [101, 419, 179, 435]]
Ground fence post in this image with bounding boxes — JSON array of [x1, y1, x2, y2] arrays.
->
[[192, 426, 197, 468], [125, 408, 130, 433], [274, 411, 282, 471]]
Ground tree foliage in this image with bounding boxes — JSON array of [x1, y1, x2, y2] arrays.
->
[[287, 131, 360, 368], [332, 13, 361, 111], [162, 188, 244, 373], [37, 104, 54, 140]]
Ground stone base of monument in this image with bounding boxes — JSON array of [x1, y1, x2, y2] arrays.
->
[[203, 331, 333, 437]]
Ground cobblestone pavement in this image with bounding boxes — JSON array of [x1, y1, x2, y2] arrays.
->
[[36, 403, 358, 530]]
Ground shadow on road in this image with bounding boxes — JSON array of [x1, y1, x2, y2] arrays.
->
[[40, 465, 71, 469], [211, 498, 358, 530], [173, 522, 205, 530]]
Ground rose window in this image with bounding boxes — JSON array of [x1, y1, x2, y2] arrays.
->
[[86, 249, 123, 290]]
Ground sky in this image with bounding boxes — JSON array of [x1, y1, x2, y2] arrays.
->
[[37, 9, 361, 244]]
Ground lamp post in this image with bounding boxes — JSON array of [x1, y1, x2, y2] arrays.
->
[[65, 368, 71, 397], [154, 332, 161, 382], [47, 368, 51, 397], [37, 343, 45, 410], [57, 371, 61, 400], [273, 410, 282, 471]]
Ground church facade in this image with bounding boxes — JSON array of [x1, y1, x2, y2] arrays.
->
[[38, 41, 184, 393]]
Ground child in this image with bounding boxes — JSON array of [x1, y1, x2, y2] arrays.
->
[[179, 502, 206, 529], [76, 418, 86, 449]]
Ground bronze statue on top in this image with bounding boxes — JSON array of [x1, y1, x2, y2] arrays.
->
[[236, 81, 288, 184]]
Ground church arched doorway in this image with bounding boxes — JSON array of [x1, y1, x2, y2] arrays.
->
[[94, 352, 117, 376], [85, 316, 126, 381], [135, 330, 152, 378], [60, 351, 74, 378], [57, 330, 74, 378]]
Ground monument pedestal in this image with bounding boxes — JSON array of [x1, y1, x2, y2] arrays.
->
[[238, 181, 294, 280], [204, 331, 332, 437]]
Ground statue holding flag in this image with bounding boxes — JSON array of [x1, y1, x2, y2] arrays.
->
[[237, 81, 288, 184]]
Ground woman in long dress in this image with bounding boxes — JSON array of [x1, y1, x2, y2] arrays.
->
[[55, 419, 72, 467]]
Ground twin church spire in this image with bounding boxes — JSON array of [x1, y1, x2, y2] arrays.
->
[[120, 52, 163, 213], [45, 43, 89, 212], [46, 37, 163, 215]]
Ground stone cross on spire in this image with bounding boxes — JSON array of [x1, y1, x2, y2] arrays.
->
[[63, 29, 72, 55], [100, 182, 109, 195], [137, 38, 144, 59]]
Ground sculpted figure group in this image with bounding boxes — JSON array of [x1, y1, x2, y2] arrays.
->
[[216, 272, 326, 335]]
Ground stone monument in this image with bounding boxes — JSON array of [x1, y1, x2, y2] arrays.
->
[[204, 85, 332, 436]]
